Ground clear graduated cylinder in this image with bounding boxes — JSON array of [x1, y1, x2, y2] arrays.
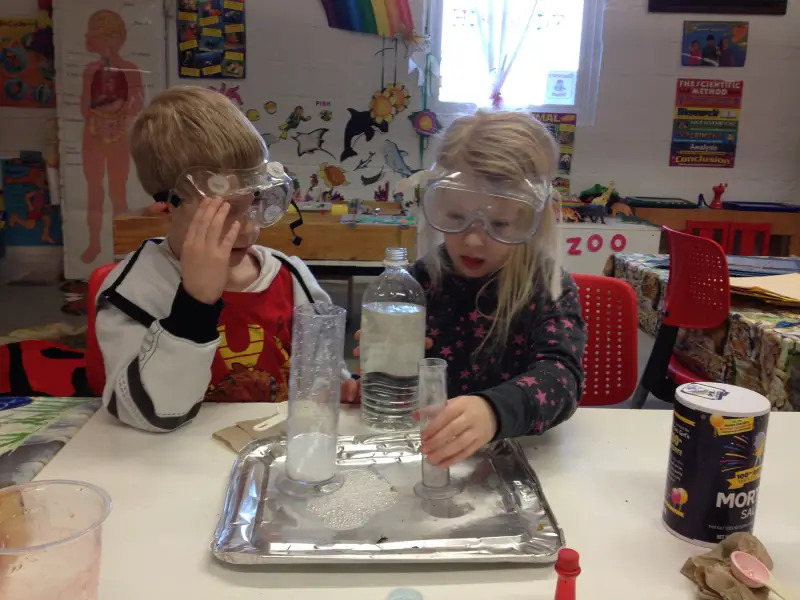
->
[[283, 302, 346, 496], [360, 247, 426, 431]]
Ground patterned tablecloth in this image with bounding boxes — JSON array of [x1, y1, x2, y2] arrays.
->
[[0, 396, 101, 487], [605, 253, 800, 411]]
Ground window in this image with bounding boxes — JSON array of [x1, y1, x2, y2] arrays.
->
[[432, 0, 604, 123]]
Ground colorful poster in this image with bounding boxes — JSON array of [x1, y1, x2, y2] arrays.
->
[[545, 72, 576, 104], [1, 155, 62, 247], [177, 0, 246, 79], [682, 21, 748, 67], [0, 13, 56, 108], [532, 112, 576, 195], [670, 78, 743, 169]]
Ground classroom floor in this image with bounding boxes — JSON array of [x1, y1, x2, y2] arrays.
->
[[0, 281, 670, 409]]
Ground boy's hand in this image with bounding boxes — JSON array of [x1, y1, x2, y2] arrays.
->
[[181, 197, 240, 304], [341, 378, 361, 404], [418, 396, 497, 468], [352, 330, 433, 357]]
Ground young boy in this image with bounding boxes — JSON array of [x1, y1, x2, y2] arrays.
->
[[96, 87, 354, 432]]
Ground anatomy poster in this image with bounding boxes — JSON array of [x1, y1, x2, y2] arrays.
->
[[670, 78, 742, 168], [177, 0, 246, 79], [532, 113, 576, 195], [54, 1, 166, 278], [0, 9, 56, 108]]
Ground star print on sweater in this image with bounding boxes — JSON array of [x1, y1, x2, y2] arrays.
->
[[410, 258, 586, 441]]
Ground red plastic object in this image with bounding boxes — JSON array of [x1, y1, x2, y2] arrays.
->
[[86, 263, 116, 396], [663, 227, 730, 330], [685, 220, 730, 251], [572, 274, 639, 406], [555, 548, 581, 600], [667, 355, 703, 386], [728, 222, 771, 256]]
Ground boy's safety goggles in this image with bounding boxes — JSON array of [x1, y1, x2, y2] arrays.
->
[[154, 161, 293, 228], [422, 170, 551, 244]]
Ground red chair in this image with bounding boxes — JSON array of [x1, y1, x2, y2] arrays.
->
[[86, 264, 117, 396], [685, 220, 730, 251], [573, 274, 639, 406], [631, 227, 730, 407], [728, 222, 771, 256]]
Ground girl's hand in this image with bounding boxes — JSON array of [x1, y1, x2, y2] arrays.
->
[[352, 330, 433, 357], [418, 396, 498, 468], [340, 378, 361, 404]]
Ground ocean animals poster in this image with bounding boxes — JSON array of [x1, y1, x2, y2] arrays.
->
[[670, 78, 742, 168], [532, 113, 576, 195], [0, 11, 56, 108], [177, 0, 246, 78], [682, 22, 748, 67]]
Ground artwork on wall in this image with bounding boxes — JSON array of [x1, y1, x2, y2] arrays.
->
[[0, 0, 56, 108], [177, 0, 246, 79], [1, 154, 62, 247], [682, 22, 748, 67], [649, 0, 786, 15], [532, 113, 576, 195], [670, 78, 743, 169], [320, 0, 414, 38]]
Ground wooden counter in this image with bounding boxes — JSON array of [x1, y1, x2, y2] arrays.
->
[[632, 206, 800, 256], [113, 210, 417, 262]]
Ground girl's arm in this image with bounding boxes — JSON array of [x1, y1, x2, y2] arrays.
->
[[477, 273, 586, 440]]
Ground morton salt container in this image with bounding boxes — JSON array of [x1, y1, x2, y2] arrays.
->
[[663, 382, 770, 547]]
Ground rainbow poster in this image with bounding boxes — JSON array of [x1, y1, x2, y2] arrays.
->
[[320, 0, 414, 37]]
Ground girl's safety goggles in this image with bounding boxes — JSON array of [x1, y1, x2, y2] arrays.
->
[[423, 170, 551, 244]]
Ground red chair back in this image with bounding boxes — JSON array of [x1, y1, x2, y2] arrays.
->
[[663, 227, 730, 329], [685, 220, 730, 251], [728, 222, 771, 256], [573, 274, 639, 406], [86, 264, 117, 396]]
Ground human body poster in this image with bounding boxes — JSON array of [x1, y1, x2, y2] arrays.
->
[[177, 0, 246, 79], [532, 112, 576, 195], [670, 79, 742, 169]]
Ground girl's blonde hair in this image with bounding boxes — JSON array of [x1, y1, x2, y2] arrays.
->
[[423, 110, 563, 354], [130, 86, 267, 195]]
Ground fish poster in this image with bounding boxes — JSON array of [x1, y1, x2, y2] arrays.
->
[[0, 16, 56, 108], [670, 78, 743, 169], [682, 22, 748, 67], [177, 0, 246, 79], [532, 113, 576, 195]]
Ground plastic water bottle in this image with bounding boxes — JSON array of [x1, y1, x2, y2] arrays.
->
[[360, 247, 426, 430]]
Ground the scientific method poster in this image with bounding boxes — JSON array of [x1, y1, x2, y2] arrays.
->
[[532, 112, 576, 195], [670, 78, 742, 168], [0, 15, 56, 108], [177, 0, 246, 78]]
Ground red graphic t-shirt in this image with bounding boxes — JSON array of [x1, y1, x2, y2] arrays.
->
[[204, 266, 295, 403]]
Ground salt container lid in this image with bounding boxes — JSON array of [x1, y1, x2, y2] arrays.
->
[[675, 382, 770, 417]]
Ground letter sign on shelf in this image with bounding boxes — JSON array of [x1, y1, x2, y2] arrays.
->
[[587, 234, 603, 252], [610, 233, 627, 252], [567, 237, 582, 255]]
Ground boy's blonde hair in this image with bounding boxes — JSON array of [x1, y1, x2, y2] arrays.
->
[[130, 86, 267, 196], [424, 110, 563, 354]]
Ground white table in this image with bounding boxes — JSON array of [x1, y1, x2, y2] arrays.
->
[[36, 406, 800, 600]]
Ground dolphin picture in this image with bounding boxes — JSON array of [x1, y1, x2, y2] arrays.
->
[[341, 108, 389, 161], [382, 139, 417, 178]]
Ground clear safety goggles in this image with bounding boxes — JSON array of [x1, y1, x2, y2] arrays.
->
[[166, 161, 293, 228], [423, 170, 551, 244]]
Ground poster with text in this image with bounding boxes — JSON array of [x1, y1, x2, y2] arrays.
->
[[682, 21, 748, 67], [0, 17, 56, 108], [670, 78, 742, 168], [177, 0, 246, 79], [533, 112, 576, 195]]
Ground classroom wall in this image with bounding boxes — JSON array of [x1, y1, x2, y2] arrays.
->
[[568, 0, 800, 204]]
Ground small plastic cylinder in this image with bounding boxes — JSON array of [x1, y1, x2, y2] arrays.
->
[[285, 303, 346, 484], [418, 358, 450, 489]]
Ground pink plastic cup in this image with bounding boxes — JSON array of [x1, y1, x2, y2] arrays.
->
[[0, 480, 111, 600]]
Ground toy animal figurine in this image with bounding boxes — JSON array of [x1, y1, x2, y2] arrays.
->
[[592, 180, 616, 206], [709, 182, 727, 209], [580, 203, 606, 224]]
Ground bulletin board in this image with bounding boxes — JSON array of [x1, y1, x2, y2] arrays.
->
[[176, 0, 246, 79], [53, 0, 167, 279]]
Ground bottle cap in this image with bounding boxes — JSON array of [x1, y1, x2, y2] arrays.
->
[[387, 589, 423, 600], [555, 548, 581, 577]]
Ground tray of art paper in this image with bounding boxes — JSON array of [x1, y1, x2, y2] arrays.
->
[[212, 434, 564, 564]]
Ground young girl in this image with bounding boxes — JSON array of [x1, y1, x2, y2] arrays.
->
[[410, 110, 586, 468]]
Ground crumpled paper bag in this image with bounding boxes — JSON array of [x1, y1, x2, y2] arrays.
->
[[681, 532, 773, 600], [212, 405, 286, 453]]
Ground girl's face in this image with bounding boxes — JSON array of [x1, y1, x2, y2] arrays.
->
[[444, 227, 513, 278]]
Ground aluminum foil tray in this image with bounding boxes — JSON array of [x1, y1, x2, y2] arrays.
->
[[212, 434, 564, 564]]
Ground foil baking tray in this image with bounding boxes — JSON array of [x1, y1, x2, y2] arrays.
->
[[212, 434, 564, 564]]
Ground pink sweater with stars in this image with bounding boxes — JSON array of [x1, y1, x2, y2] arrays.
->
[[410, 261, 586, 440]]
